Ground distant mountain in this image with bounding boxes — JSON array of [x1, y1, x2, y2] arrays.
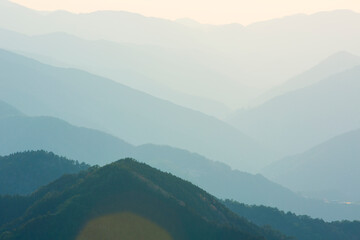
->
[[0, 28, 242, 117], [225, 200, 360, 240], [0, 151, 88, 195], [0, 115, 135, 166], [131, 144, 360, 221], [1, 1, 360, 99], [0, 159, 287, 240], [0, 104, 318, 217], [0, 101, 311, 214], [0, 100, 22, 118], [0, 49, 274, 172], [0, 1, 262, 110], [0, 140, 359, 221], [227, 66, 360, 156], [251, 51, 360, 106], [262, 129, 360, 202]]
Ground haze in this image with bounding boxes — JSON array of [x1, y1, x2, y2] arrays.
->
[[10, 0, 360, 25]]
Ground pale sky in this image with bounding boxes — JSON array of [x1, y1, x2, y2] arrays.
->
[[11, 0, 360, 25]]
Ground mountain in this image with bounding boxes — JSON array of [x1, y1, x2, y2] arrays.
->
[[227, 66, 360, 156], [0, 100, 22, 118], [251, 51, 360, 106], [0, 159, 288, 240], [0, 105, 317, 216], [0, 98, 135, 166], [0, 28, 249, 116], [0, 0, 261, 110], [262, 129, 360, 202], [0, 144, 359, 220], [0, 49, 274, 173], [0, 101, 357, 220], [0, 115, 135, 166], [0, 99, 136, 166], [131, 145, 360, 221], [0, 101, 312, 215], [225, 200, 360, 240], [0, 151, 88, 195], [1, 1, 360, 101]]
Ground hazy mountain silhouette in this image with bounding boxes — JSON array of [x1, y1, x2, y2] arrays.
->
[[0, 100, 22, 118], [0, 158, 287, 240], [262, 129, 360, 202], [0, 116, 135, 166], [0, 101, 315, 218], [251, 51, 360, 106], [1, 1, 360, 104], [0, 100, 305, 213], [228, 66, 360, 156], [0, 49, 274, 172], [131, 144, 360, 221], [0, 28, 242, 117], [0, 112, 358, 222]]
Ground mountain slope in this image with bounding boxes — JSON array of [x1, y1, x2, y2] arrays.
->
[[0, 49, 274, 172], [251, 51, 360, 106], [228, 66, 360, 156], [0, 101, 357, 220], [0, 101, 314, 214], [0, 28, 247, 116], [2, 1, 360, 97], [0, 115, 135, 166], [262, 129, 360, 202], [0, 100, 22, 118], [0, 151, 88, 195], [0, 159, 287, 240], [225, 200, 360, 240]]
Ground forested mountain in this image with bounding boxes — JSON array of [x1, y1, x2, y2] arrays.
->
[[0, 151, 88, 195], [131, 145, 360, 221], [228, 66, 360, 156], [225, 200, 360, 240], [0, 159, 288, 240], [0, 49, 274, 173], [262, 129, 360, 202], [1, 147, 359, 221]]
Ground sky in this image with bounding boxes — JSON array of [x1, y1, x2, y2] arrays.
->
[[11, 0, 360, 25]]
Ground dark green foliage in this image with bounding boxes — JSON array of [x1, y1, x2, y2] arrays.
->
[[224, 200, 360, 240], [0, 150, 89, 195], [0, 195, 32, 228], [0, 159, 289, 240]]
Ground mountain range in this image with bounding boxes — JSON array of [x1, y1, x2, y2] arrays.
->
[[0, 48, 275, 173], [0, 157, 288, 240], [262, 128, 360, 202], [1, 151, 360, 240], [228, 65, 360, 156], [250, 51, 360, 107], [0, 103, 317, 218], [1, 0, 360, 107]]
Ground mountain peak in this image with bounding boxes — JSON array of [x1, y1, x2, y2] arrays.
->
[[321, 51, 360, 66], [1, 156, 284, 240]]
